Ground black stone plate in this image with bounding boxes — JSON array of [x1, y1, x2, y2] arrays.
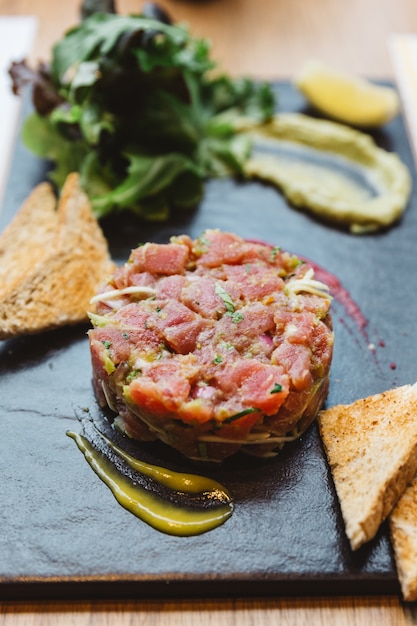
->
[[0, 83, 415, 601]]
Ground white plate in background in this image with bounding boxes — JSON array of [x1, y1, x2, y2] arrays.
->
[[0, 15, 38, 209]]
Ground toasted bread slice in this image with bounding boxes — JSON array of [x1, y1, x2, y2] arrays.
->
[[0, 182, 57, 297], [0, 173, 115, 339], [318, 382, 417, 550], [390, 475, 417, 601]]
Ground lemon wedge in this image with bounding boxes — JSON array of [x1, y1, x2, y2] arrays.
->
[[294, 60, 400, 127]]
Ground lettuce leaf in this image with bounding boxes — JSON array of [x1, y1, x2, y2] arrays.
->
[[11, 3, 275, 220]]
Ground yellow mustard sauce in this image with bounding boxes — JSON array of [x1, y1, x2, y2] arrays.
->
[[67, 429, 234, 536]]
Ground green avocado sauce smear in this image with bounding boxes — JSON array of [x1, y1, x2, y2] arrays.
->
[[239, 113, 412, 234], [67, 420, 234, 536]]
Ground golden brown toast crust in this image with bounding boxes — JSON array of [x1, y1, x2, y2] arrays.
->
[[0, 182, 57, 297], [318, 383, 417, 551], [390, 475, 417, 601], [0, 173, 115, 339]]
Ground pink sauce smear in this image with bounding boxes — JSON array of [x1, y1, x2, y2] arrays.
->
[[306, 259, 369, 337], [248, 239, 397, 383], [249, 238, 369, 339]]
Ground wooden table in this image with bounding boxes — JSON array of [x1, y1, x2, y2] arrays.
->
[[1, 0, 417, 623]]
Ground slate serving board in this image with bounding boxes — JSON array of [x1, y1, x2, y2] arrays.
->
[[0, 83, 416, 601]]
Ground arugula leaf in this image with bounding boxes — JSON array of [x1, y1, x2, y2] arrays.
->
[[169, 170, 204, 209], [21, 112, 89, 187], [91, 152, 201, 213], [51, 14, 192, 83], [10, 4, 276, 220]]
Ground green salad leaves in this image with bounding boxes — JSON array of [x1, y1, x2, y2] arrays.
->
[[10, 3, 275, 220]]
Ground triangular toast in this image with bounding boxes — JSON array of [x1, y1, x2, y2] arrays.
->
[[0, 173, 115, 339], [0, 182, 57, 297], [390, 475, 417, 601], [318, 382, 417, 550]]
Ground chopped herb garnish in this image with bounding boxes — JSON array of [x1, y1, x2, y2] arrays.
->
[[215, 282, 244, 322], [122, 332, 129, 340], [101, 340, 112, 349], [222, 407, 260, 424], [213, 354, 223, 365], [231, 312, 244, 324], [270, 383, 283, 394], [155, 306, 162, 313], [126, 369, 142, 383], [215, 282, 235, 313], [218, 341, 235, 351], [199, 235, 211, 247], [270, 245, 280, 262]]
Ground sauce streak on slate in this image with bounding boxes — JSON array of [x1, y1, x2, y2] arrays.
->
[[67, 426, 234, 536], [310, 261, 368, 336]]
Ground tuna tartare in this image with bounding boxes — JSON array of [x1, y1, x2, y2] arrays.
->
[[88, 229, 334, 462]]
